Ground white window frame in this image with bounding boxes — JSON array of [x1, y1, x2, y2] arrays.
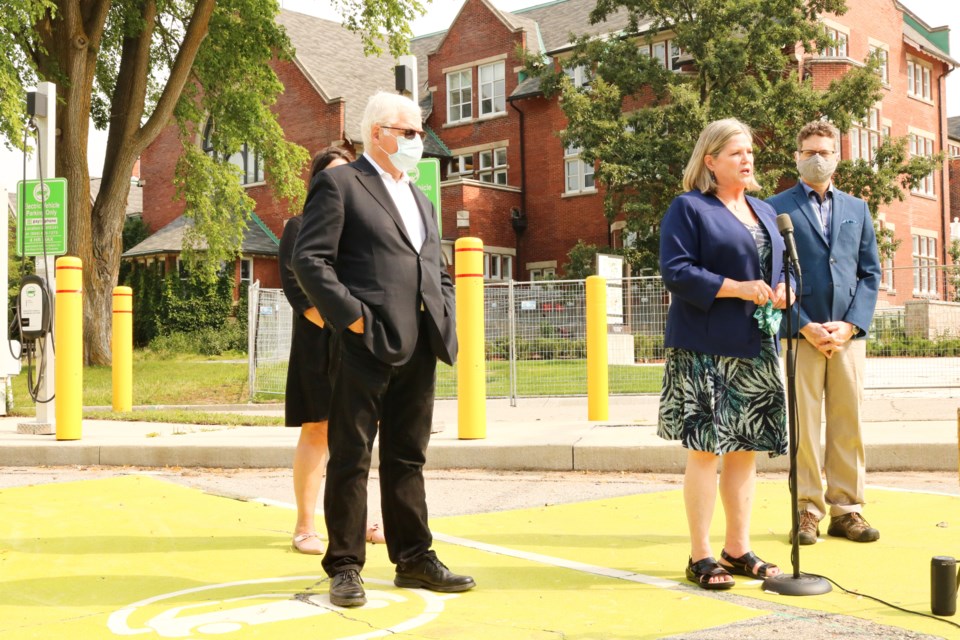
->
[[821, 26, 848, 58], [564, 144, 596, 194], [652, 41, 667, 68], [449, 153, 474, 176], [447, 69, 473, 123], [907, 59, 932, 100], [850, 108, 881, 162], [909, 133, 935, 196], [564, 64, 591, 89], [239, 258, 253, 285], [479, 62, 506, 116], [870, 45, 889, 84], [478, 147, 508, 185], [911, 234, 937, 296]]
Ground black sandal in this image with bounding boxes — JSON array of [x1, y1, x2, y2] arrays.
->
[[686, 556, 735, 590], [719, 549, 778, 578]]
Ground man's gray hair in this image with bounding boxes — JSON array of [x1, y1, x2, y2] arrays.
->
[[360, 91, 423, 150]]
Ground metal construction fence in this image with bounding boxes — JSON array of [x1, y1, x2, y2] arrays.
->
[[249, 270, 960, 400]]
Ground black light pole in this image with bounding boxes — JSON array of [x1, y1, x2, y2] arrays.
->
[[763, 220, 831, 596]]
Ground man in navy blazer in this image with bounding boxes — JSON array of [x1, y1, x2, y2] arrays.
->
[[767, 121, 881, 546]]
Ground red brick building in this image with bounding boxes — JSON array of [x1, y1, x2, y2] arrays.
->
[[135, 0, 954, 305]]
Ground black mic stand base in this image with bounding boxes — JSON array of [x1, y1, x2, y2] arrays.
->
[[762, 572, 832, 596]]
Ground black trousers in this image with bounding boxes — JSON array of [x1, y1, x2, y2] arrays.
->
[[321, 320, 437, 576]]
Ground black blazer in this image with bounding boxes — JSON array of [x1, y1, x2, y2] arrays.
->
[[293, 155, 457, 366]]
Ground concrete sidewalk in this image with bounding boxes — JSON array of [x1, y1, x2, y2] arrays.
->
[[0, 391, 957, 471]]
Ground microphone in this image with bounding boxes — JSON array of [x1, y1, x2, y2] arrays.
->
[[776, 213, 802, 278]]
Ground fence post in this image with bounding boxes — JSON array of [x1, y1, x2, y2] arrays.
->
[[455, 238, 486, 439], [247, 281, 259, 400], [507, 278, 517, 406], [586, 275, 609, 420]]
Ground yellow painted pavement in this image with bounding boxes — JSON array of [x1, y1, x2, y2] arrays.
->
[[0, 476, 957, 639]]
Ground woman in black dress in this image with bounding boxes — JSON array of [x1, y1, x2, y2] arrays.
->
[[280, 146, 384, 554]]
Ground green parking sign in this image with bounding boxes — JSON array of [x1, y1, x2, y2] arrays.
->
[[16, 178, 68, 257], [408, 158, 441, 233]]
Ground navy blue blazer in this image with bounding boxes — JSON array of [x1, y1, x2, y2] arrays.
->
[[660, 190, 789, 358], [766, 184, 880, 338]]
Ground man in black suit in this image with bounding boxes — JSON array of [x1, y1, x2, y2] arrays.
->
[[293, 91, 474, 607]]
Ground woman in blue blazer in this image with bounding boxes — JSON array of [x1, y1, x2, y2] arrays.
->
[[659, 119, 791, 589]]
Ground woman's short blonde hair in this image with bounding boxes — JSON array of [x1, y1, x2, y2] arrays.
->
[[682, 118, 760, 194]]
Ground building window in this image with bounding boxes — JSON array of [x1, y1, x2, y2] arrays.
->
[[912, 234, 937, 295], [564, 64, 591, 89], [482, 252, 513, 280], [850, 108, 880, 162], [948, 142, 960, 158], [530, 267, 556, 281], [564, 145, 595, 194], [240, 258, 253, 285], [202, 122, 265, 186], [449, 153, 474, 176], [821, 27, 848, 58], [670, 41, 684, 70], [447, 69, 472, 123], [870, 45, 888, 83], [478, 148, 508, 185], [907, 60, 932, 100], [909, 134, 935, 196], [652, 41, 667, 68], [479, 62, 506, 116]]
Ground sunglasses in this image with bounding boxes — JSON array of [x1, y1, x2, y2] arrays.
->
[[381, 125, 424, 140]]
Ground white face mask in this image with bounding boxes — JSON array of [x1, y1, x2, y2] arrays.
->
[[382, 130, 423, 173], [796, 153, 837, 185]]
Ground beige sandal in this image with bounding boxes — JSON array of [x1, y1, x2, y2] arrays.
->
[[292, 532, 323, 555], [366, 523, 385, 545]]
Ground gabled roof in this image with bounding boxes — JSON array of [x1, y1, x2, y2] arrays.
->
[[123, 212, 280, 259], [948, 116, 960, 141], [278, 9, 399, 143], [514, 0, 630, 53], [902, 22, 959, 67]]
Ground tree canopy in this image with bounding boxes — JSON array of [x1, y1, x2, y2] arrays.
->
[[526, 0, 939, 274], [0, 0, 428, 363]]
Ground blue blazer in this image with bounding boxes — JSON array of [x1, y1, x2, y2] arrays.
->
[[660, 190, 789, 358], [766, 184, 880, 338]]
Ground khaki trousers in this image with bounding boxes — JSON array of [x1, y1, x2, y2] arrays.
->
[[783, 338, 867, 520]]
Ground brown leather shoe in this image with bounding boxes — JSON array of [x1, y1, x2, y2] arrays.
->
[[790, 510, 820, 545], [827, 512, 880, 542]]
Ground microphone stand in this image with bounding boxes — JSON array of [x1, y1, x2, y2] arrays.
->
[[762, 250, 831, 596]]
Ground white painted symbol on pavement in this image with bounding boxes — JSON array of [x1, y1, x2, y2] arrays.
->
[[107, 575, 458, 638]]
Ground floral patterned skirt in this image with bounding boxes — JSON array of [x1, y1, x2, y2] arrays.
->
[[657, 340, 787, 457]]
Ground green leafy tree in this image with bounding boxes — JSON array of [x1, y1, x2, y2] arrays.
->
[[526, 0, 930, 270], [563, 240, 599, 279], [0, 0, 427, 364]]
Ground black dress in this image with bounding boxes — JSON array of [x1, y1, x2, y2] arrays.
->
[[279, 216, 332, 426]]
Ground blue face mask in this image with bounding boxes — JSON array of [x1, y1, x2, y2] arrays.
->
[[383, 131, 423, 173]]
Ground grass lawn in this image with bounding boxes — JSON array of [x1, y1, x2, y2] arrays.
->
[[9, 355, 662, 422]]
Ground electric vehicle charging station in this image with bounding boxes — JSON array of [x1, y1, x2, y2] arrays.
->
[[12, 82, 59, 434]]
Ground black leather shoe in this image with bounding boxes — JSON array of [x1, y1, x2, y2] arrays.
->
[[329, 569, 366, 607], [395, 552, 476, 592]]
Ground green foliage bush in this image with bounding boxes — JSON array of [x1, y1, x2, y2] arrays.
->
[[123, 261, 242, 350], [867, 334, 960, 357], [634, 335, 665, 361], [148, 321, 247, 357]]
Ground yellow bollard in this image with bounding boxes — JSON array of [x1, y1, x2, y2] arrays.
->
[[455, 237, 486, 439], [586, 275, 609, 421], [55, 256, 83, 440], [112, 286, 133, 412]]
